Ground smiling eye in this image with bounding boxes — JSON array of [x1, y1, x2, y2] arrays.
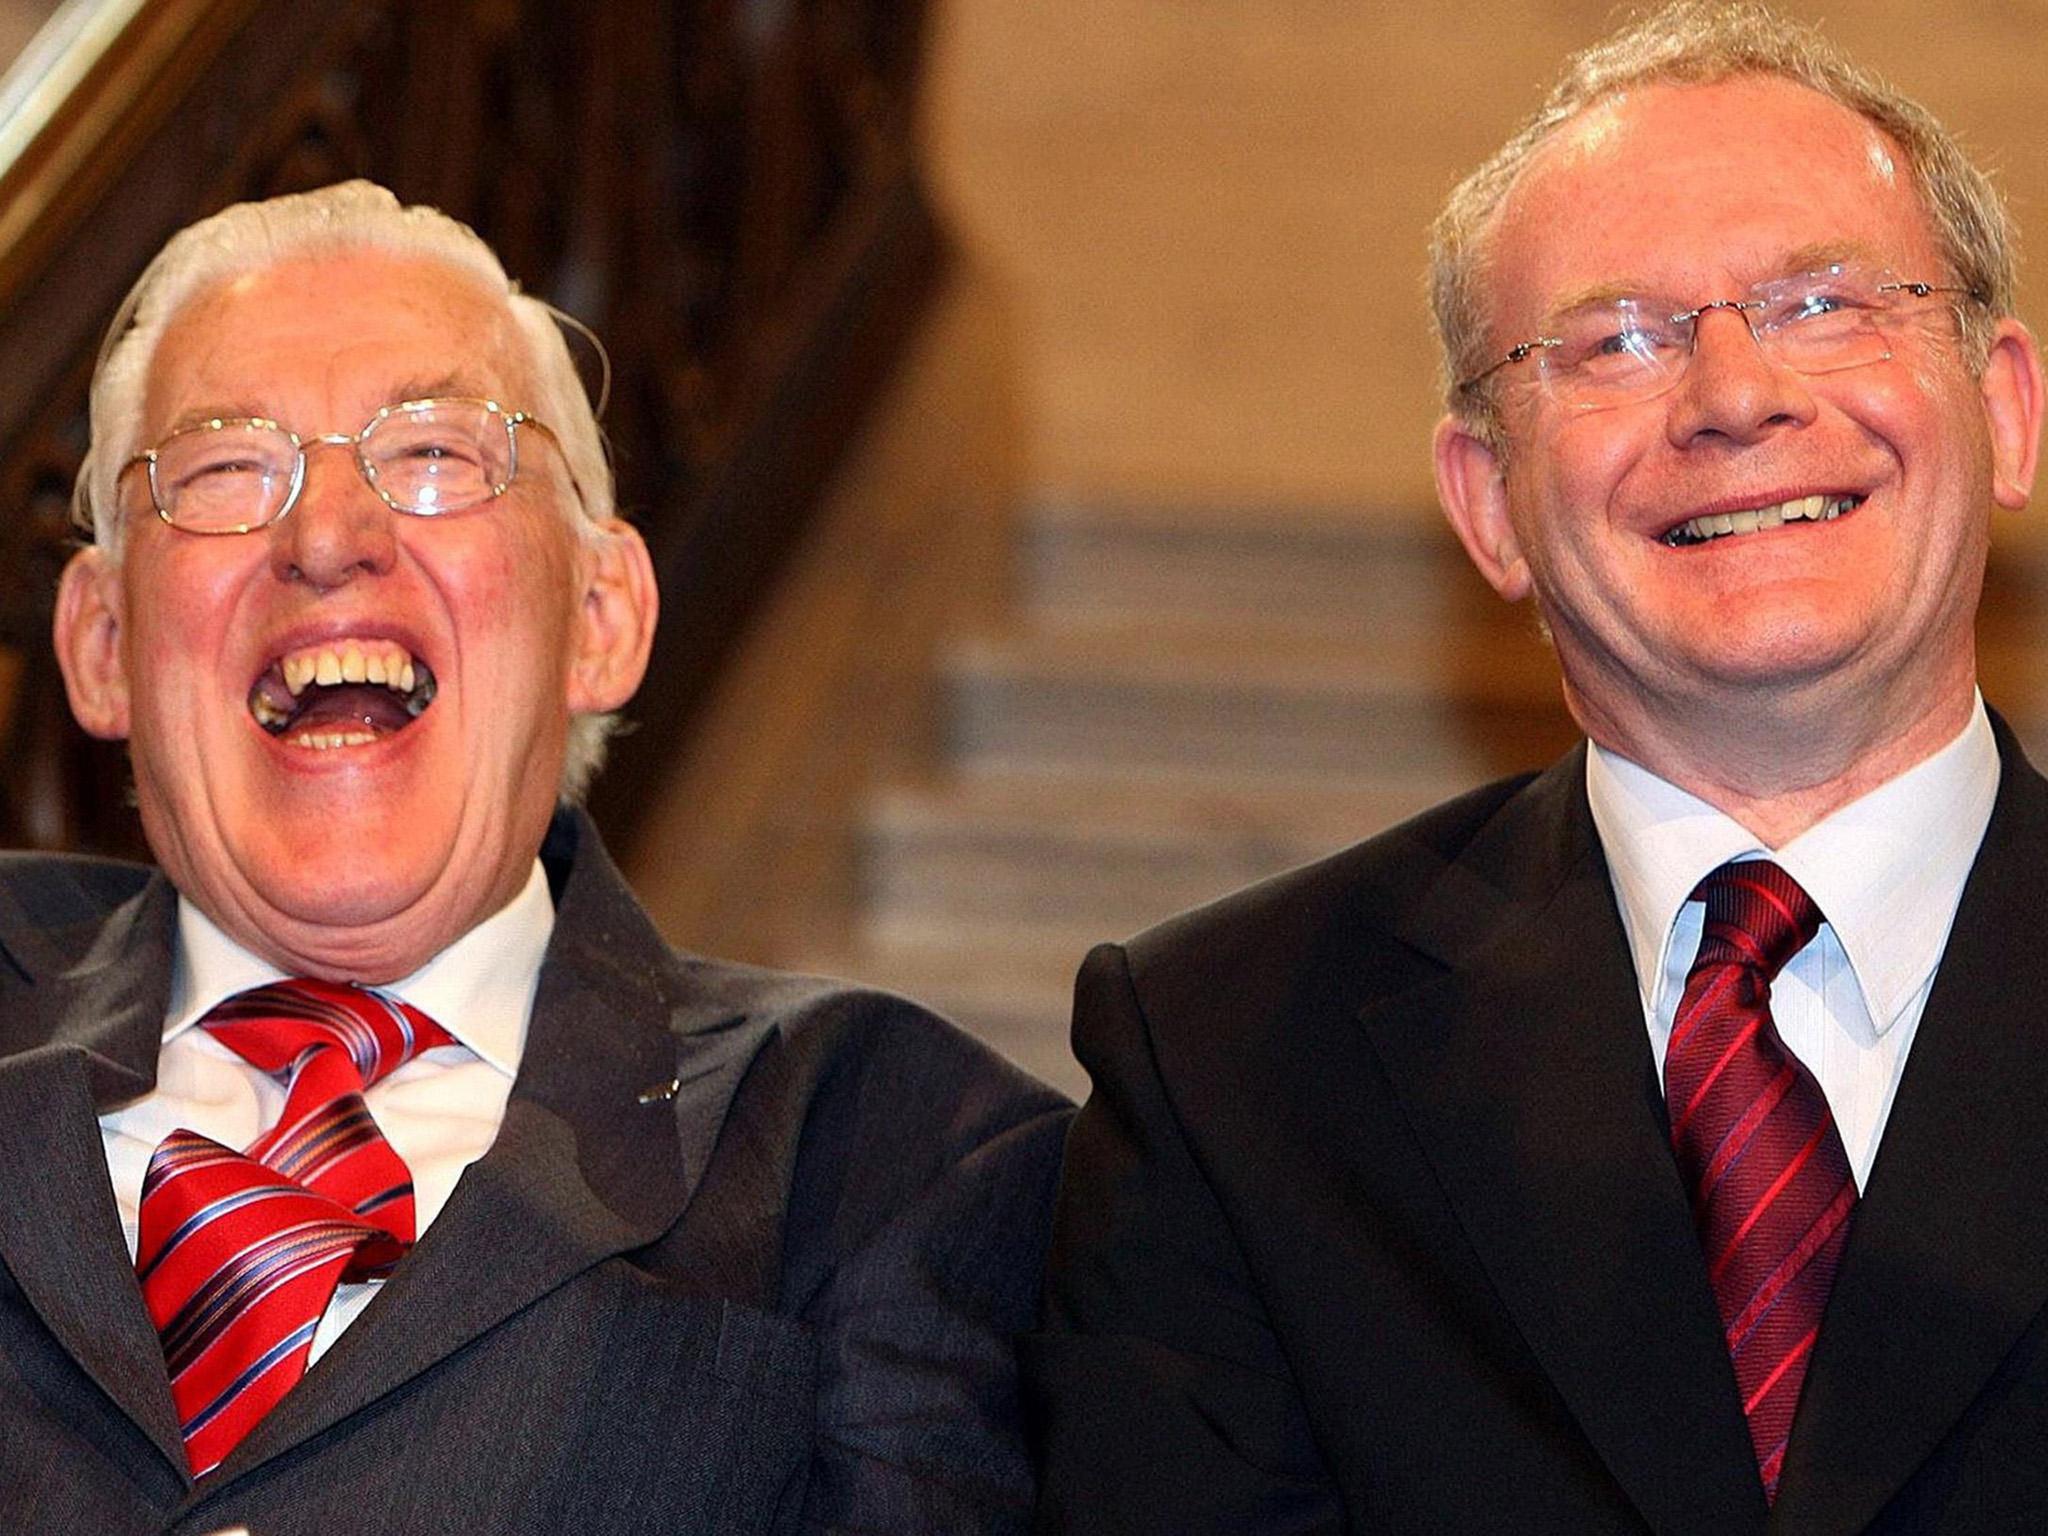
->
[[386, 433, 485, 467], [151, 426, 297, 526], [180, 454, 268, 482]]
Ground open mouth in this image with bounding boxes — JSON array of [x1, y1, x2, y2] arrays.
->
[[246, 638, 437, 749], [1660, 494, 1863, 548]]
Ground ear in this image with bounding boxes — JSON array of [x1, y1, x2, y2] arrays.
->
[[1433, 414, 1532, 601], [566, 519, 658, 713], [1981, 317, 2045, 512], [52, 547, 131, 740]]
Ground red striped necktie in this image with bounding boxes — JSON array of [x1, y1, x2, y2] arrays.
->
[[1664, 861, 1856, 1504], [136, 978, 452, 1479]]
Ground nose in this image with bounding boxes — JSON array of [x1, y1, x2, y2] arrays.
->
[[1662, 305, 1817, 449], [268, 438, 397, 589]]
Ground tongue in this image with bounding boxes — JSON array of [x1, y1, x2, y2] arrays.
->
[[291, 684, 416, 734]]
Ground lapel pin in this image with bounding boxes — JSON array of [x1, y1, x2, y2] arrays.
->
[[637, 1077, 681, 1104]]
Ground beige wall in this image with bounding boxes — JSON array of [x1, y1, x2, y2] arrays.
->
[[923, 2, 2048, 516]]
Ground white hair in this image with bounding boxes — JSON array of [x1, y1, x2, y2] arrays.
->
[[73, 179, 623, 800]]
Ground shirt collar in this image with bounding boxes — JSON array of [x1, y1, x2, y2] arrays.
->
[[165, 859, 555, 1077], [1586, 693, 1998, 1034]]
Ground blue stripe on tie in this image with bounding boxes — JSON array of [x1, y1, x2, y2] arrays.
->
[[162, 1221, 363, 1368], [137, 1184, 294, 1285], [354, 1180, 413, 1217], [368, 988, 415, 1071], [181, 1316, 319, 1439]]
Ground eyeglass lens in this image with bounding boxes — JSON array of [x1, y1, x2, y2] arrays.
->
[[1531, 269, 1953, 407], [152, 401, 516, 531]]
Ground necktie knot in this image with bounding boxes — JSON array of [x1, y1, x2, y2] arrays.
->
[[1688, 860, 1821, 983], [202, 977, 451, 1089]]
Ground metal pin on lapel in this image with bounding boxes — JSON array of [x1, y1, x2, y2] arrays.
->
[[637, 1077, 681, 1104]]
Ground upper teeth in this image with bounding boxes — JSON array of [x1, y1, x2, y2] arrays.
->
[[1666, 494, 1855, 546], [281, 640, 417, 696]]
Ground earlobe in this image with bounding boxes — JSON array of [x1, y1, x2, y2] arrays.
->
[[1981, 319, 2045, 511], [52, 548, 131, 740], [1433, 415, 1532, 602], [566, 520, 659, 713]]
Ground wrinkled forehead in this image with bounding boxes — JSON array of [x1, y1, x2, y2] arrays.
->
[[141, 249, 534, 437], [1482, 76, 1942, 336]]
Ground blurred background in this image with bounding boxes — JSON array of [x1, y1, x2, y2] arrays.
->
[[2, 1, 2045, 1095]]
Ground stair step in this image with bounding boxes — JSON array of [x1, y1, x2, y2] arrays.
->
[[941, 624, 1577, 779], [859, 769, 1439, 928], [1021, 498, 1484, 624]]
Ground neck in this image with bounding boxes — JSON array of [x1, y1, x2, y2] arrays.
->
[[1566, 671, 1976, 849]]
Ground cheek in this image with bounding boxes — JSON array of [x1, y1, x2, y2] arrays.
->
[[434, 520, 581, 685], [1508, 420, 1638, 562], [120, 545, 252, 701]]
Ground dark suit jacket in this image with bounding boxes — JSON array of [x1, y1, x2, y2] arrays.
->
[[1027, 727, 2048, 1534], [0, 807, 1070, 1534]]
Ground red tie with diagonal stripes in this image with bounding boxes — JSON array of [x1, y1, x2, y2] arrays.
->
[[1665, 861, 1856, 1504], [136, 978, 452, 1479]]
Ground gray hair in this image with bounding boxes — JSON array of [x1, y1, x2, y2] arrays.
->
[[72, 179, 622, 800], [1428, 1, 2016, 446]]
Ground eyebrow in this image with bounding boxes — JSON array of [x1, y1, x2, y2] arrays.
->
[[162, 403, 276, 433], [1774, 240, 1885, 277], [1540, 242, 1896, 322], [158, 375, 497, 437], [389, 373, 494, 404]]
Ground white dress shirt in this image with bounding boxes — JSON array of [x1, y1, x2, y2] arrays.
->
[[98, 860, 553, 1362], [1585, 695, 1998, 1191]]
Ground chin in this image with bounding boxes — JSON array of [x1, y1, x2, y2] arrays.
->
[[182, 803, 463, 959]]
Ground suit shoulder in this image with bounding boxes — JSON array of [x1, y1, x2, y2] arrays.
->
[[0, 850, 156, 970], [677, 951, 1073, 1124]]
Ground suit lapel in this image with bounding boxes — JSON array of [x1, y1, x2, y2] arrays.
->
[[1772, 728, 2048, 1535], [1357, 753, 1767, 1536], [210, 810, 766, 1484], [0, 872, 189, 1475]]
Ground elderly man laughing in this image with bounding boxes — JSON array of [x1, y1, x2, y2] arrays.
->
[[0, 181, 1067, 1534]]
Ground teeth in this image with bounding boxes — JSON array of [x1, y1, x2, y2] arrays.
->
[[290, 729, 379, 751], [277, 640, 420, 698], [254, 638, 435, 736], [1665, 495, 1858, 547]]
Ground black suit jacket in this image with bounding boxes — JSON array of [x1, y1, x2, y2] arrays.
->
[[0, 808, 1070, 1534], [1028, 727, 2048, 1534]]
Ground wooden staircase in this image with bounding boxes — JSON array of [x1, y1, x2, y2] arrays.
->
[[797, 499, 1580, 1095]]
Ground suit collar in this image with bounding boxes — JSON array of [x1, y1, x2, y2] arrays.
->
[[204, 806, 767, 1491], [0, 867, 188, 1478], [1771, 716, 2048, 1534], [1364, 748, 1770, 1535]]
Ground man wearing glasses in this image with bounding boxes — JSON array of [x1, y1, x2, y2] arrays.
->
[[1030, 5, 2048, 1531], [1, 180, 1067, 1532]]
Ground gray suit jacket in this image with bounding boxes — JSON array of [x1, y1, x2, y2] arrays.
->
[[0, 808, 1070, 1534]]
